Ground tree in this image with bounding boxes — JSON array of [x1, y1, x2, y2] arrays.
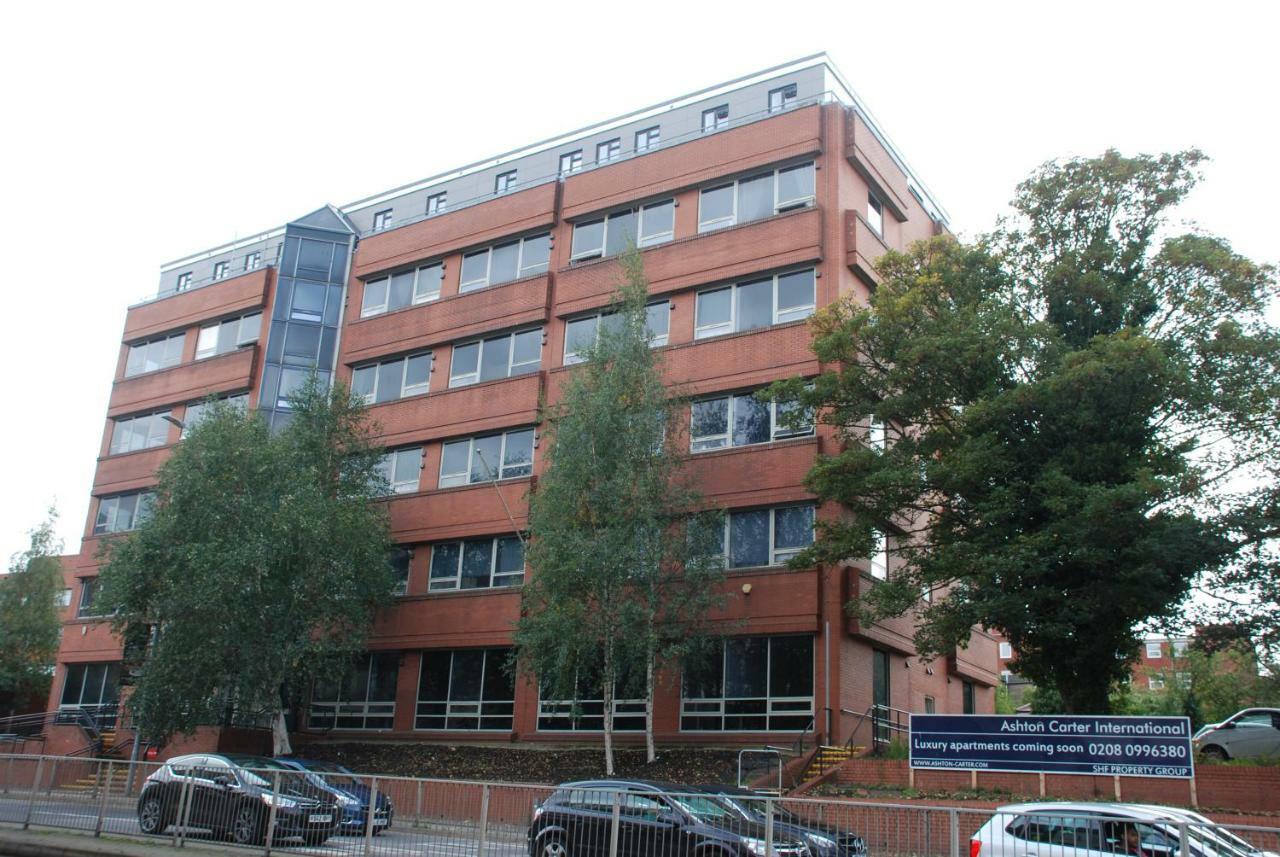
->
[[512, 249, 726, 773], [98, 378, 396, 753], [773, 150, 1279, 713], [0, 510, 64, 714]]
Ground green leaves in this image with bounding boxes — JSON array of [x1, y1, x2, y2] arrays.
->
[[0, 510, 64, 703]]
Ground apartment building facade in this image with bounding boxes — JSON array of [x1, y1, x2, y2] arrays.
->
[[50, 55, 999, 756]]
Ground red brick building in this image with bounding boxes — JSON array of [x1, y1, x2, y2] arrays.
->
[[48, 55, 999, 758]]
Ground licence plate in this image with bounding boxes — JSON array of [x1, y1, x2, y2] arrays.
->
[[373, 818, 389, 827], [308, 814, 331, 824]]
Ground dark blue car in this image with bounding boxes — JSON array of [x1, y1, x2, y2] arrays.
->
[[275, 758, 393, 835]]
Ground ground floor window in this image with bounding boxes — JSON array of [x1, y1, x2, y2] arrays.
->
[[537, 666, 645, 732], [59, 662, 122, 718], [416, 648, 515, 731], [681, 635, 813, 731], [309, 653, 398, 730], [963, 680, 976, 714]]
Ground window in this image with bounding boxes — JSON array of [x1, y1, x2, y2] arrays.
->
[[1175, 671, 1192, 689], [1148, 676, 1165, 691], [244, 251, 261, 271], [175, 272, 192, 292], [867, 194, 884, 236], [704, 505, 815, 569], [681, 635, 813, 731], [429, 536, 524, 591], [768, 83, 798, 113], [634, 126, 660, 152], [998, 642, 1013, 660], [563, 302, 670, 364], [309, 653, 398, 730], [372, 209, 393, 232], [351, 352, 432, 404], [416, 648, 515, 731], [195, 312, 261, 359], [125, 333, 185, 377], [361, 263, 443, 317], [868, 417, 887, 450], [698, 162, 815, 232], [389, 547, 411, 596], [694, 269, 815, 339], [182, 394, 247, 437], [596, 138, 621, 163], [374, 447, 423, 495], [702, 104, 729, 132], [1145, 642, 1163, 659], [963, 680, 976, 714], [459, 233, 551, 291], [570, 200, 675, 261], [690, 390, 812, 451], [538, 666, 645, 732], [559, 150, 583, 175], [59, 662, 122, 713], [923, 696, 936, 714], [494, 170, 517, 195], [448, 329, 541, 387], [439, 428, 534, 488], [93, 491, 154, 535], [212, 261, 229, 281], [426, 192, 447, 216], [77, 578, 103, 618], [58, 588, 71, 608], [110, 411, 172, 454], [1172, 640, 1189, 657], [869, 530, 889, 579]]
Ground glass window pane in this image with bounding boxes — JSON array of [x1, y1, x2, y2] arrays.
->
[[691, 398, 729, 450], [605, 210, 637, 257], [769, 636, 814, 697], [732, 394, 771, 446], [511, 330, 541, 373], [776, 269, 816, 320], [489, 241, 520, 285], [237, 313, 262, 345], [645, 303, 669, 344], [495, 537, 524, 575], [777, 163, 815, 206], [572, 220, 605, 259], [352, 366, 376, 401], [461, 540, 493, 588], [277, 367, 309, 409], [774, 506, 814, 550], [392, 448, 421, 491], [450, 650, 485, 701], [296, 238, 333, 280], [375, 359, 403, 403], [431, 543, 461, 585], [403, 354, 431, 394], [564, 316, 598, 363], [282, 323, 321, 364], [361, 279, 388, 316], [735, 278, 773, 332], [696, 288, 732, 336], [451, 343, 479, 383], [479, 336, 511, 382], [700, 185, 734, 229], [639, 201, 674, 245], [729, 510, 770, 568], [502, 429, 534, 476], [460, 250, 489, 289], [163, 334, 186, 368], [294, 281, 327, 321], [738, 173, 774, 223], [419, 652, 452, 701], [470, 435, 503, 483], [415, 264, 443, 302], [520, 234, 551, 275], [724, 638, 768, 698], [388, 271, 415, 310], [196, 326, 218, 358], [440, 440, 471, 485], [482, 649, 515, 699]]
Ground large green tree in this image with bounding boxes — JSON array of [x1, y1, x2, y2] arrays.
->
[[774, 150, 1279, 712], [513, 249, 726, 772], [0, 511, 64, 714], [99, 378, 396, 752]]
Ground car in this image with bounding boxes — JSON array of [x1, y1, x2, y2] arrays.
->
[[1193, 709, 1280, 761], [275, 757, 393, 835], [694, 786, 868, 857], [135, 753, 339, 846], [970, 802, 1279, 857], [528, 779, 812, 857]]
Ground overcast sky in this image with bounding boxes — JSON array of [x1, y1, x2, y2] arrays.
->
[[1, 1, 1275, 564]]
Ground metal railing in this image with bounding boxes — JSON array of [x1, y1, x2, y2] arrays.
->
[[843, 704, 911, 752], [2, 752, 1279, 857]]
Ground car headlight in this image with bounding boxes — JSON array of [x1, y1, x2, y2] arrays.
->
[[742, 838, 774, 857], [260, 794, 300, 809], [806, 834, 838, 851], [336, 794, 360, 808]]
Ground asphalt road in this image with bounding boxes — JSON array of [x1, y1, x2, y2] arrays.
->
[[0, 790, 531, 857]]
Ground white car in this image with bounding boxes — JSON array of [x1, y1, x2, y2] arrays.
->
[[1193, 709, 1280, 761], [970, 803, 1279, 857]]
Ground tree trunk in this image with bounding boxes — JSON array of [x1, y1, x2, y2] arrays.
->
[[271, 708, 292, 756], [602, 647, 615, 776], [645, 650, 656, 764]]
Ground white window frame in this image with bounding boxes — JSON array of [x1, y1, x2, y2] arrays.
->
[[1172, 640, 1189, 657], [110, 411, 172, 455], [867, 194, 884, 237], [690, 390, 813, 452], [175, 272, 192, 292], [702, 104, 729, 132], [679, 634, 815, 733], [717, 505, 815, 569], [448, 329, 542, 388], [244, 251, 261, 271], [361, 262, 443, 318], [376, 447, 422, 495], [1145, 642, 1163, 659], [694, 269, 816, 340], [372, 209, 393, 232], [212, 261, 229, 281], [698, 162, 816, 233], [439, 428, 535, 488], [351, 352, 432, 404], [125, 333, 186, 377], [634, 126, 660, 152], [414, 648, 516, 732], [570, 200, 675, 262], [426, 192, 447, 216], [195, 312, 262, 360], [1148, 676, 1165, 691], [999, 642, 1013, 659], [768, 83, 798, 113], [562, 302, 670, 365], [596, 138, 621, 164], [494, 170, 517, 195], [93, 491, 154, 535], [559, 150, 583, 175], [459, 234, 551, 292], [428, 536, 525, 591], [181, 394, 247, 438], [869, 530, 888, 579]]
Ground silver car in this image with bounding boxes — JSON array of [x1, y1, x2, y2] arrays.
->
[[1193, 708, 1280, 761]]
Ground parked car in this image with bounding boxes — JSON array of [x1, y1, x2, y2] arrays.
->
[[529, 779, 812, 857], [1193, 708, 1280, 761], [695, 786, 868, 857], [275, 757, 393, 834], [970, 802, 1278, 857], [135, 753, 339, 846]]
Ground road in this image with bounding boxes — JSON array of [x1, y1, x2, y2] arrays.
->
[[0, 790, 531, 857]]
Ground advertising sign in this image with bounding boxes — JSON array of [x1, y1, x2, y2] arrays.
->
[[909, 714, 1194, 778]]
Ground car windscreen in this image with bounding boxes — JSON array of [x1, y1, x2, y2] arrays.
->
[[302, 762, 359, 788], [667, 794, 740, 825]]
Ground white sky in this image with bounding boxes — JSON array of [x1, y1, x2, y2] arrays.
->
[[1, 1, 1276, 564]]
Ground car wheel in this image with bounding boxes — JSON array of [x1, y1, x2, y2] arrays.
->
[[540, 836, 570, 857], [1200, 745, 1229, 762], [231, 804, 264, 846], [138, 795, 169, 835]]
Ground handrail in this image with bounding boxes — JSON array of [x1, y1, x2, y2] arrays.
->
[[842, 704, 910, 753]]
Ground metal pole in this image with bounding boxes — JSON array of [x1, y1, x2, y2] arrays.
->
[[264, 770, 281, 857], [171, 775, 190, 848], [46, 757, 58, 794], [948, 808, 960, 857], [414, 779, 423, 828], [124, 729, 143, 795], [824, 620, 832, 741], [362, 776, 379, 857], [95, 761, 113, 837], [475, 783, 490, 857], [609, 791, 622, 857], [765, 797, 775, 857], [4, 754, 14, 794], [23, 756, 45, 830]]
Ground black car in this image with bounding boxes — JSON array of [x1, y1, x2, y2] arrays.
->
[[695, 786, 868, 857], [528, 779, 812, 857], [136, 753, 340, 846]]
